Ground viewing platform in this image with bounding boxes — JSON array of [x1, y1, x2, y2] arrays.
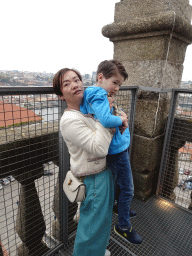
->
[[0, 86, 191, 256]]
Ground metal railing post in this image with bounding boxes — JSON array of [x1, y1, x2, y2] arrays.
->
[[58, 99, 70, 245], [156, 89, 178, 195], [129, 87, 138, 157]]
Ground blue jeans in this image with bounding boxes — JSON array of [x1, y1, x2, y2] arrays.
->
[[107, 148, 134, 230], [73, 168, 114, 256]]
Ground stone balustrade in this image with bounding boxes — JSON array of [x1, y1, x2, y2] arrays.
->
[[0, 122, 58, 256]]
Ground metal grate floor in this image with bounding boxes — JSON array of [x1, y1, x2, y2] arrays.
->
[[59, 196, 192, 256]]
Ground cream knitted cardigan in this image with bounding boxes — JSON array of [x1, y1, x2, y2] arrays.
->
[[60, 110, 113, 177]]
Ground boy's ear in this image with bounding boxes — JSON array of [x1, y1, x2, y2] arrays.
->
[[97, 73, 104, 83]]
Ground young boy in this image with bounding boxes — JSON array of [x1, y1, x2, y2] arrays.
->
[[80, 59, 142, 244]]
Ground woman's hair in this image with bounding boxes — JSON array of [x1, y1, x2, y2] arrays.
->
[[96, 60, 128, 82], [53, 68, 82, 96]]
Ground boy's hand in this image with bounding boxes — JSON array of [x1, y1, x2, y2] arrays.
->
[[120, 110, 128, 122], [120, 115, 128, 123], [108, 96, 114, 110], [119, 111, 128, 134], [119, 120, 128, 134], [120, 110, 128, 119]]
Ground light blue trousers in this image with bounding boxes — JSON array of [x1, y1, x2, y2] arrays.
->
[[73, 168, 114, 256]]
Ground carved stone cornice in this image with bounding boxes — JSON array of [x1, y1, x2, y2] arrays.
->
[[102, 11, 192, 44]]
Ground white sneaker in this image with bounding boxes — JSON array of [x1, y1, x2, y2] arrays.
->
[[105, 249, 111, 256], [73, 202, 81, 223]]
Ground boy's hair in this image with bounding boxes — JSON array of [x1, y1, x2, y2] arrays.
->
[[53, 68, 82, 96], [96, 60, 128, 82]]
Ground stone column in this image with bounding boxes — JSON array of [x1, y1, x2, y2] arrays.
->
[[102, 0, 192, 201], [15, 168, 49, 256], [52, 176, 78, 240]]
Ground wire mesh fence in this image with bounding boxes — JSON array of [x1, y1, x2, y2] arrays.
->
[[60, 86, 138, 248], [0, 86, 192, 256], [0, 86, 137, 256], [157, 89, 192, 211], [0, 87, 62, 256]]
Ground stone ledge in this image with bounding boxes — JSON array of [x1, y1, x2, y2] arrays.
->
[[0, 121, 59, 145], [102, 11, 192, 43]]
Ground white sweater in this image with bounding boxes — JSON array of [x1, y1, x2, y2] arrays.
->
[[60, 110, 113, 177]]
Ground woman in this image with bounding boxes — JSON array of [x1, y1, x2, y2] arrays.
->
[[53, 68, 114, 256]]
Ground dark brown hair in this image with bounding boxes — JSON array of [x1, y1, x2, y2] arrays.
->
[[53, 68, 82, 96], [96, 60, 128, 82]]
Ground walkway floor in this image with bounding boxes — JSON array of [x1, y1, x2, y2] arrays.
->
[[57, 196, 192, 256]]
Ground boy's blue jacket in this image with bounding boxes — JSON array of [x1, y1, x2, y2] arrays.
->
[[80, 86, 130, 155]]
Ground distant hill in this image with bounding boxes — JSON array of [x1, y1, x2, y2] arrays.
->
[[0, 70, 53, 87], [0, 70, 96, 87]]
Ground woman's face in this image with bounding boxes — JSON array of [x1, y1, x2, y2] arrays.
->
[[60, 70, 84, 105]]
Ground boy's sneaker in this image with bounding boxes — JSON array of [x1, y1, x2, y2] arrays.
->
[[114, 224, 143, 244], [105, 249, 111, 256], [113, 204, 136, 218], [129, 209, 137, 218]]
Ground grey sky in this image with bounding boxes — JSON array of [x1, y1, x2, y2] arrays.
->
[[0, 0, 192, 81]]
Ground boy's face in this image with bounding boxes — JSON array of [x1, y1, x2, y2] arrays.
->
[[97, 73, 124, 95]]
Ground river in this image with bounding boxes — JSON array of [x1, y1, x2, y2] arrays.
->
[[34, 107, 60, 122]]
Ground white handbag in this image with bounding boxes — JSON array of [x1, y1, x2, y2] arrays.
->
[[63, 171, 86, 203]]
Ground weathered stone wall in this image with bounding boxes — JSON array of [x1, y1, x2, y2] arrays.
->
[[115, 0, 192, 23], [102, 0, 192, 201]]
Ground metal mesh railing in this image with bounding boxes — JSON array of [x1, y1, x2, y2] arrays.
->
[[0, 87, 62, 256], [1, 86, 191, 256], [50, 86, 192, 256], [157, 89, 192, 210], [0, 86, 138, 256], [57, 86, 138, 256], [60, 86, 138, 246]]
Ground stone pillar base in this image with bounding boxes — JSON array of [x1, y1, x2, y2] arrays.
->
[[131, 134, 164, 172], [52, 219, 60, 240], [17, 241, 48, 256]]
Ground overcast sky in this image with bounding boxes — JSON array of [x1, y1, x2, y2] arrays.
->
[[1, 0, 192, 81]]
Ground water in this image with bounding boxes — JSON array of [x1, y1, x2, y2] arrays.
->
[[34, 107, 59, 122]]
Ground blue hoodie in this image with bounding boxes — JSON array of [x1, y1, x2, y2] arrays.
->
[[80, 86, 130, 155]]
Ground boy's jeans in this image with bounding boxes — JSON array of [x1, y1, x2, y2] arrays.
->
[[107, 148, 134, 230]]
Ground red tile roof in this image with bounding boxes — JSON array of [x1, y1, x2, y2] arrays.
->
[[0, 102, 42, 127]]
